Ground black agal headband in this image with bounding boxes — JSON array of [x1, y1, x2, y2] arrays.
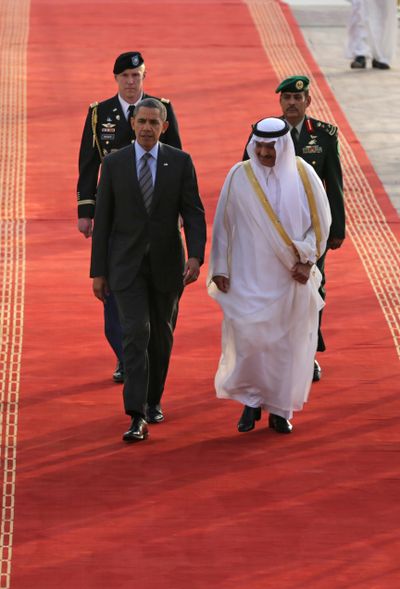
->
[[252, 119, 289, 138]]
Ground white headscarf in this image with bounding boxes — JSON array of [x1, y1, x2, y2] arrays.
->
[[246, 117, 311, 240]]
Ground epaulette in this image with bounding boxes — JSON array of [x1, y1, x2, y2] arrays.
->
[[160, 97, 170, 104], [90, 101, 99, 109], [313, 119, 338, 136]]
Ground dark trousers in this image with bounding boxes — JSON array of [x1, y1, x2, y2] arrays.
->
[[113, 256, 180, 417], [316, 251, 327, 352], [104, 291, 124, 364]]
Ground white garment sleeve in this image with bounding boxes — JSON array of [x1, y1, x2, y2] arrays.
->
[[292, 161, 332, 264], [207, 164, 240, 284]]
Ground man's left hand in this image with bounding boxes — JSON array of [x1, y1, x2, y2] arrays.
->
[[291, 262, 312, 284], [183, 258, 200, 286], [92, 276, 109, 302], [328, 237, 344, 250]]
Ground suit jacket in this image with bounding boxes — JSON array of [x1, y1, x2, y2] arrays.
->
[[90, 142, 206, 293], [243, 115, 345, 241], [77, 93, 182, 219]]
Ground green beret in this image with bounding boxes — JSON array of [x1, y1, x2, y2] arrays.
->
[[275, 75, 310, 93]]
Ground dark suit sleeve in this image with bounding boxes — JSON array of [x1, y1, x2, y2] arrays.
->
[[77, 106, 102, 219], [179, 155, 206, 264], [323, 132, 345, 240], [90, 157, 114, 278], [161, 101, 182, 149]]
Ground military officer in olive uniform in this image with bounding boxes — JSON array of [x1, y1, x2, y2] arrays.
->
[[77, 51, 182, 387], [243, 75, 345, 381]]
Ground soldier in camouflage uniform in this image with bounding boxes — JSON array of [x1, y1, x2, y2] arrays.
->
[[77, 51, 182, 384], [243, 75, 345, 381]]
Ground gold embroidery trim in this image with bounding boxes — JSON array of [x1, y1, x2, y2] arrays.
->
[[91, 104, 104, 162], [78, 199, 96, 206], [244, 159, 322, 259], [296, 157, 322, 258], [243, 160, 296, 252]]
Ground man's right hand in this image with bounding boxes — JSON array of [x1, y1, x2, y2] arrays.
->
[[78, 218, 93, 238], [92, 277, 109, 302], [213, 275, 230, 293]]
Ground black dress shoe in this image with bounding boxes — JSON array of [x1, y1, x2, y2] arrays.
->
[[122, 416, 148, 443], [146, 404, 164, 424], [237, 405, 262, 432], [313, 359, 321, 382], [372, 59, 390, 70], [268, 414, 293, 434], [350, 55, 366, 69], [112, 361, 124, 383]]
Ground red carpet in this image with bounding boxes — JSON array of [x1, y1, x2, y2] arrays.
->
[[1, 0, 399, 587]]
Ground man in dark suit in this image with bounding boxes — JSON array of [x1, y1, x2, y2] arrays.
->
[[243, 75, 345, 381], [77, 51, 182, 384], [90, 98, 206, 443]]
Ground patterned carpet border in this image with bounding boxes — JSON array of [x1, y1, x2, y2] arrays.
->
[[0, 0, 29, 586]]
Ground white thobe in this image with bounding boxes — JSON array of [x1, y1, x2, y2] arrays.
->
[[208, 160, 331, 419], [346, 0, 397, 65]]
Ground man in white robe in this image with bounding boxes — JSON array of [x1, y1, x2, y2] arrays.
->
[[208, 118, 331, 434], [346, 0, 397, 69]]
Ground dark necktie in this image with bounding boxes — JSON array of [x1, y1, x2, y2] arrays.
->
[[127, 105, 135, 120], [138, 153, 153, 212], [291, 126, 299, 144]]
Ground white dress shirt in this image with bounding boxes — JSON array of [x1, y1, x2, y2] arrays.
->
[[118, 93, 144, 121], [134, 141, 159, 184]]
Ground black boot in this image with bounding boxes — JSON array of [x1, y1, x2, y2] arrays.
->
[[237, 405, 262, 432]]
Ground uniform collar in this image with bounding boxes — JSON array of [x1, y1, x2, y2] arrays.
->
[[286, 116, 305, 136], [134, 141, 159, 161], [118, 92, 144, 119]]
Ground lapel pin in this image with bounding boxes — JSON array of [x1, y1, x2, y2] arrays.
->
[[163, 162, 168, 166]]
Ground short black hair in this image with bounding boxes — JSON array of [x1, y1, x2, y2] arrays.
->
[[134, 98, 167, 121]]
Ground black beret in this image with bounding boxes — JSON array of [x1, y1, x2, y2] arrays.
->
[[113, 52, 144, 74], [275, 75, 310, 93]]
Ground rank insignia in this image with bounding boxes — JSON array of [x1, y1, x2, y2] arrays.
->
[[305, 119, 314, 133], [101, 123, 116, 131], [303, 145, 322, 154], [101, 123, 116, 141]]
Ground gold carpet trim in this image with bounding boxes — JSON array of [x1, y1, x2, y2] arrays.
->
[[246, 0, 400, 357], [0, 0, 30, 586]]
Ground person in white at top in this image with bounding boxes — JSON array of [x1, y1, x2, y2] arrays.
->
[[208, 117, 331, 434], [346, 0, 397, 70]]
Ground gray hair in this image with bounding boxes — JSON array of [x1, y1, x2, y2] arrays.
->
[[134, 98, 167, 121]]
